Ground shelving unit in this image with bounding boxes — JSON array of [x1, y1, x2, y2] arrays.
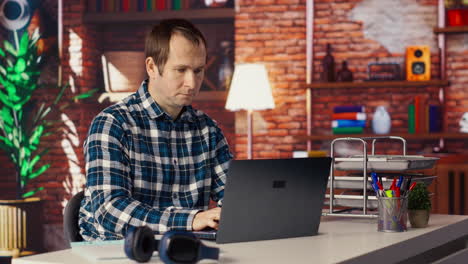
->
[[84, 8, 234, 101], [84, 8, 235, 23], [307, 80, 450, 89], [434, 25, 468, 34], [296, 133, 468, 142], [302, 0, 466, 149]]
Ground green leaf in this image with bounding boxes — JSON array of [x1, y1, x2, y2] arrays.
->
[[21, 72, 30, 81], [20, 161, 29, 178], [29, 154, 42, 170], [0, 48, 5, 57], [29, 125, 44, 146], [53, 84, 69, 105], [29, 28, 40, 48], [4, 40, 17, 56], [14, 58, 26, 73], [1, 107, 13, 126], [18, 32, 29, 56], [33, 103, 46, 124], [0, 65, 6, 76], [22, 187, 44, 199], [28, 164, 50, 180], [0, 135, 13, 149], [72, 89, 99, 100], [0, 140, 11, 152]]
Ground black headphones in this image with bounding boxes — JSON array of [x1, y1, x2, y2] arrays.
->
[[124, 226, 220, 263]]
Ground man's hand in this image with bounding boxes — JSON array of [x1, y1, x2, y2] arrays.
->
[[192, 207, 221, 231]]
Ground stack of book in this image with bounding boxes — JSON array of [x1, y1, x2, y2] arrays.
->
[[88, 0, 192, 12], [408, 95, 442, 134], [331, 105, 367, 134]]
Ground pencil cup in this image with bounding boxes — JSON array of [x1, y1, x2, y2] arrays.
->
[[377, 196, 408, 232]]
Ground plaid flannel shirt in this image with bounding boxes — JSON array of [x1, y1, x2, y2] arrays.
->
[[78, 80, 232, 241]]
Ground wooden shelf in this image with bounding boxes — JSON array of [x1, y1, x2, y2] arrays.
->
[[307, 80, 450, 89], [84, 8, 235, 23], [295, 133, 468, 142], [98, 91, 226, 103], [434, 26, 468, 34]]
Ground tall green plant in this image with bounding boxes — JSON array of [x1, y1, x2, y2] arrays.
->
[[0, 29, 95, 199]]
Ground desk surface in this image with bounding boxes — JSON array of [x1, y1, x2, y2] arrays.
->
[[13, 214, 468, 264]]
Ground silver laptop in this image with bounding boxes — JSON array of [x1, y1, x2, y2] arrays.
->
[[194, 157, 332, 244]]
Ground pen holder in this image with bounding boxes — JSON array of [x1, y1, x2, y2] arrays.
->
[[377, 196, 408, 232]]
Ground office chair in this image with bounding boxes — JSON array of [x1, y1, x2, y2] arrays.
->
[[63, 190, 85, 243]]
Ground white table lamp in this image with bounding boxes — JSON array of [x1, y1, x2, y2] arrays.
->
[[225, 63, 275, 159]]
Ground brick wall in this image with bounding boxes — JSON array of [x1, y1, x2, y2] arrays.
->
[[234, 0, 468, 158]]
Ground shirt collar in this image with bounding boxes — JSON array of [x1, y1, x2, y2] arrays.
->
[[137, 80, 196, 123]]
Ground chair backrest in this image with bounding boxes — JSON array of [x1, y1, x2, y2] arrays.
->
[[63, 190, 85, 243]]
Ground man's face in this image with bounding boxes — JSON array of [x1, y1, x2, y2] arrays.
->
[[148, 33, 206, 117]]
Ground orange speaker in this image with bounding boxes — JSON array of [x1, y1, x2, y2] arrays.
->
[[406, 46, 430, 81]]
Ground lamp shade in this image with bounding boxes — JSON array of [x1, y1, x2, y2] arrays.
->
[[225, 64, 275, 111]]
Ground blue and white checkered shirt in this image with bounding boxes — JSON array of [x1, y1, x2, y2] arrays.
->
[[79, 80, 233, 241]]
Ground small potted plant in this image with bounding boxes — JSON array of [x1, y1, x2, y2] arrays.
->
[[407, 182, 431, 228]]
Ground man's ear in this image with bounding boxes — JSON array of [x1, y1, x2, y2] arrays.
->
[[145, 57, 158, 79]]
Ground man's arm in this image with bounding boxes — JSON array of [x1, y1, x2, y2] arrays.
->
[[84, 113, 200, 239], [209, 125, 233, 206]]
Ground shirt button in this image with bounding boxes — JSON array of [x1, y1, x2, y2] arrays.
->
[[173, 159, 177, 165], [173, 193, 178, 199]]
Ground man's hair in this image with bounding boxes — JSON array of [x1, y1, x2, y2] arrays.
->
[[145, 18, 207, 75]]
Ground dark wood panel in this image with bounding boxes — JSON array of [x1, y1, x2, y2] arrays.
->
[[295, 133, 468, 142], [434, 26, 468, 34], [307, 80, 450, 89]]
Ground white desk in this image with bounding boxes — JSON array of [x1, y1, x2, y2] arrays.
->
[[13, 214, 468, 264]]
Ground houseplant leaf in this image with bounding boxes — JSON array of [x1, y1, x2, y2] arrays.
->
[[28, 164, 51, 181], [3, 41, 17, 56], [18, 32, 29, 57], [22, 187, 44, 199]]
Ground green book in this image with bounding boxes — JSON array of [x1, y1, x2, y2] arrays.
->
[[332, 127, 363, 134], [408, 104, 415, 134], [172, 0, 181, 10], [147, 0, 152, 11]]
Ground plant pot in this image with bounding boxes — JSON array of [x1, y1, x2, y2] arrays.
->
[[408, 209, 430, 228], [0, 198, 44, 258]]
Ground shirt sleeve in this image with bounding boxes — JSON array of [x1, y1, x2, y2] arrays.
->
[[209, 125, 233, 206], [84, 113, 200, 239]]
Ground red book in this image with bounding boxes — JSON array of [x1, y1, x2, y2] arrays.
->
[[122, 0, 130, 11], [156, 0, 166, 10], [332, 112, 366, 121]]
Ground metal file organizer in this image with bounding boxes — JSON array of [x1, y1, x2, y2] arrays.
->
[[324, 136, 439, 218]]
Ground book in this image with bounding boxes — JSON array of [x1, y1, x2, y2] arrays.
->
[[408, 104, 415, 134], [156, 0, 166, 10], [147, 0, 153, 10], [173, 0, 181, 10], [332, 120, 366, 128], [333, 105, 365, 113], [429, 105, 442, 132], [332, 127, 364, 134], [332, 112, 366, 121], [137, 0, 145, 11]]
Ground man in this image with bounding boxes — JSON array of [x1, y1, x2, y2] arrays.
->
[[79, 19, 233, 241]]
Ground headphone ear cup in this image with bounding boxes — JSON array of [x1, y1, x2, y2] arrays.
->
[[124, 226, 155, 263]]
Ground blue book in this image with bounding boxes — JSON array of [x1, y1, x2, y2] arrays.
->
[[429, 105, 442, 132], [137, 0, 144, 11], [334, 105, 365, 113], [332, 120, 366, 128], [96, 0, 102, 11]]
